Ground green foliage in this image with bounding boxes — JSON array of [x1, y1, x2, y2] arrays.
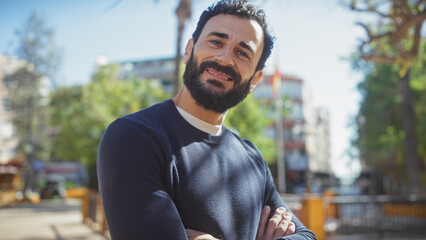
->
[[347, 0, 425, 193], [353, 41, 426, 186], [410, 42, 426, 164], [50, 64, 170, 188], [5, 67, 46, 160]]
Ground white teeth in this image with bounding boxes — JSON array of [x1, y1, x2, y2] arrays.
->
[[207, 69, 231, 81]]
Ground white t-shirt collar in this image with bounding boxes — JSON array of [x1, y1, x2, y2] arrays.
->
[[175, 105, 223, 136]]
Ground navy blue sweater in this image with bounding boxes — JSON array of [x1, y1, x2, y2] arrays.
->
[[97, 99, 316, 240]]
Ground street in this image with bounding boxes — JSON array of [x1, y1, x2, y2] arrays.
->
[[0, 198, 108, 240]]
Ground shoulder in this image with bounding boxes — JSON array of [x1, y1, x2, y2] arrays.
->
[[109, 99, 175, 135], [98, 100, 180, 178], [226, 129, 262, 158], [225, 129, 269, 170], [100, 99, 178, 152], [125, 99, 176, 131]]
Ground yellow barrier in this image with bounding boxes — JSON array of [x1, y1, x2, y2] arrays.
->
[[66, 187, 89, 222], [302, 195, 325, 240], [66, 187, 89, 199], [324, 190, 338, 218], [80, 189, 108, 236], [383, 203, 426, 218]]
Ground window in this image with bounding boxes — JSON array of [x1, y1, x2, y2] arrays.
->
[[2, 98, 12, 112]]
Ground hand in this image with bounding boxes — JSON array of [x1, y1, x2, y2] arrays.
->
[[186, 229, 220, 240], [256, 206, 295, 240]]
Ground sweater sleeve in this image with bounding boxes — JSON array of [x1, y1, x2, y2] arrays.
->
[[264, 167, 317, 240], [97, 118, 187, 240]]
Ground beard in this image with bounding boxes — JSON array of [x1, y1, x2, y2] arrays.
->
[[183, 52, 255, 114]]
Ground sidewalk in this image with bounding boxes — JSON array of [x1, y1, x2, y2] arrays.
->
[[0, 198, 108, 240]]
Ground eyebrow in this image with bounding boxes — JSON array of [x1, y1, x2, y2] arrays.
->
[[239, 41, 254, 55], [208, 31, 254, 55], [208, 31, 228, 40]]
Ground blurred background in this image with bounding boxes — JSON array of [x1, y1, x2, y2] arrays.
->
[[0, 0, 425, 239]]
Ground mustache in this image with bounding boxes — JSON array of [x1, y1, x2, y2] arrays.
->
[[198, 60, 241, 85]]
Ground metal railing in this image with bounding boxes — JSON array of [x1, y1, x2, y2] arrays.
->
[[323, 194, 426, 236], [79, 191, 426, 239]]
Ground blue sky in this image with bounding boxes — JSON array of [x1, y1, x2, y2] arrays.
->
[[0, 0, 364, 180]]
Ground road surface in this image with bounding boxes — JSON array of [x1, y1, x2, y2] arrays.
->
[[0, 198, 108, 240]]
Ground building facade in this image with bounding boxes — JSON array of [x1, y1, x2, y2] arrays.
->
[[255, 73, 332, 193], [117, 57, 176, 93], [0, 54, 26, 164]]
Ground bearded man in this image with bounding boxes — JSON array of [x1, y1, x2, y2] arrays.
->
[[97, 1, 317, 239]]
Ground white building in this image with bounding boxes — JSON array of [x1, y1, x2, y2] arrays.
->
[[117, 57, 176, 93], [255, 73, 332, 192], [0, 54, 26, 164]]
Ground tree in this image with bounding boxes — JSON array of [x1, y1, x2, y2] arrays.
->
[[174, 0, 192, 95], [5, 11, 61, 192], [354, 63, 408, 193], [13, 11, 61, 88], [50, 64, 169, 188], [353, 42, 426, 193], [346, 0, 425, 194]]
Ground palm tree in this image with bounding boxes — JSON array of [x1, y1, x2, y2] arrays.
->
[[174, 0, 192, 95]]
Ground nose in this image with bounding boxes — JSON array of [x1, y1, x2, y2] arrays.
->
[[214, 47, 234, 66]]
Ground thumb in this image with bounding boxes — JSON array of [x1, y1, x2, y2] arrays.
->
[[256, 205, 270, 240]]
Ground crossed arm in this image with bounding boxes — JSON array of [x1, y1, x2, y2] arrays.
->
[[98, 119, 316, 239], [186, 205, 295, 240]]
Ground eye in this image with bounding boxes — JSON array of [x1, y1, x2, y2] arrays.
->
[[236, 50, 250, 59], [209, 40, 222, 47]]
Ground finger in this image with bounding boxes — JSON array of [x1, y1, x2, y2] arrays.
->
[[186, 229, 197, 238], [284, 222, 296, 236], [264, 207, 285, 239], [256, 205, 270, 240], [273, 212, 292, 238], [283, 212, 292, 222], [186, 228, 219, 240]]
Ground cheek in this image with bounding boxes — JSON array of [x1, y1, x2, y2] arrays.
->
[[234, 59, 257, 78], [194, 43, 227, 61], [238, 65, 254, 80]]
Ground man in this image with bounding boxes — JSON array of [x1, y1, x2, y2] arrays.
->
[[97, 1, 317, 239]]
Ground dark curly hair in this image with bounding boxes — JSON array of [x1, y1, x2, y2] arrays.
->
[[192, 0, 275, 72]]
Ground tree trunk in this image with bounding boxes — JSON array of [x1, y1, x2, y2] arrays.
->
[[174, 0, 192, 95], [399, 69, 423, 194], [174, 20, 185, 96], [23, 159, 35, 192], [23, 85, 36, 194]]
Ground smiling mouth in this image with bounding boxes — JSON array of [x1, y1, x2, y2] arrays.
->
[[206, 69, 233, 81]]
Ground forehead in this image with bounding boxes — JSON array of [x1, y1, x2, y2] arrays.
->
[[200, 14, 264, 55]]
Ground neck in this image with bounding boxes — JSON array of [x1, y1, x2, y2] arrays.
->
[[173, 86, 227, 125]]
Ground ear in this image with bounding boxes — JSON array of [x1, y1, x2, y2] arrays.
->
[[183, 38, 194, 64], [250, 70, 263, 93]]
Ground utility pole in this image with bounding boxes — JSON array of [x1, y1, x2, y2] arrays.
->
[[272, 69, 286, 193], [276, 98, 286, 193]]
